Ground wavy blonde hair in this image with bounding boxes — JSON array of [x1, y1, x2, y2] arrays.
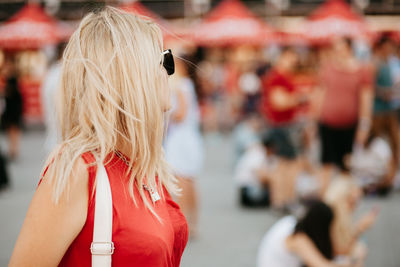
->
[[43, 6, 177, 215], [324, 176, 360, 253]]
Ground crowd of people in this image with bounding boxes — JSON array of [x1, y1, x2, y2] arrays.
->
[[187, 35, 399, 266], [228, 35, 400, 207]]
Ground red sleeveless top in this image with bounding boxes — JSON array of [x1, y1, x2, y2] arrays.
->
[[58, 152, 188, 267]]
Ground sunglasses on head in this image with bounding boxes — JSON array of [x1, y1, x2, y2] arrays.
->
[[162, 49, 175, 76]]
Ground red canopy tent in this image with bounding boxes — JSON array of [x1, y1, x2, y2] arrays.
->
[[272, 31, 309, 46], [119, 1, 174, 37], [304, 0, 369, 44], [0, 3, 62, 50], [192, 0, 274, 46]]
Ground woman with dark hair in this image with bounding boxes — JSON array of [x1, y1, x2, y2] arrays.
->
[[1, 60, 23, 160], [257, 200, 361, 267]]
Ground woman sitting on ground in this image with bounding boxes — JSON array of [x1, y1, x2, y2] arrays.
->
[[257, 200, 364, 267]]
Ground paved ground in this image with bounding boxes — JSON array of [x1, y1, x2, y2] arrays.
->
[[0, 131, 399, 267]]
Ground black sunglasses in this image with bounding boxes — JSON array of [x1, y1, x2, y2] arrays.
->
[[162, 49, 175, 76]]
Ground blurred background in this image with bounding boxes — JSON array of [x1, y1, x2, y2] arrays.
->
[[0, 0, 400, 266]]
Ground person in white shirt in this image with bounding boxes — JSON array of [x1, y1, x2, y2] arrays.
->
[[257, 201, 362, 267], [234, 133, 278, 207]]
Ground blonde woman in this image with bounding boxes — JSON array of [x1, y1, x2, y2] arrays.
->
[[9, 7, 188, 267], [324, 176, 378, 264]]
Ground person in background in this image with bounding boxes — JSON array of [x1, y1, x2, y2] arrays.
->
[[1, 58, 23, 160], [165, 56, 203, 238], [239, 64, 262, 116], [315, 37, 374, 192], [232, 113, 263, 164], [0, 149, 9, 192], [371, 35, 400, 193], [234, 132, 278, 208], [350, 118, 393, 195], [196, 48, 225, 133], [261, 47, 307, 208], [257, 200, 362, 267], [41, 43, 66, 153], [0, 60, 10, 191]]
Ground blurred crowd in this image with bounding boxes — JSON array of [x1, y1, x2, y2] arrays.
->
[[161, 31, 399, 266], [188, 34, 398, 266]]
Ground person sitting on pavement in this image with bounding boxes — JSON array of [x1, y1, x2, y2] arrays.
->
[[257, 200, 363, 267], [234, 132, 278, 208]]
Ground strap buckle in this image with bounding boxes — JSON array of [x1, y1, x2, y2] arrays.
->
[[90, 242, 115, 255]]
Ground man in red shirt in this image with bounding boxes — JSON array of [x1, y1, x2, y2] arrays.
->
[[260, 47, 307, 208]]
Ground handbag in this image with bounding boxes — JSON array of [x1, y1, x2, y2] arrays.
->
[[91, 164, 114, 267]]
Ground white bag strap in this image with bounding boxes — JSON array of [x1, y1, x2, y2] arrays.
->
[[91, 164, 114, 267]]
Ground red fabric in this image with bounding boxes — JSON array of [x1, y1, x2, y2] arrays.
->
[[319, 63, 373, 127], [192, 0, 274, 46], [308, 0, 363, 21], [261, 69, 298, 125], [0, 4, 61, 50], [119, 1, 173, 38], [19, 78, 43, 122], [304, 0, 369, 43], [292, 73, 318, 116], [59, 152, 188, 267]]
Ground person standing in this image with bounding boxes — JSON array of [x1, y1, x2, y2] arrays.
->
[[10, 7, 188, 266], [371, 35, 400, 193], [316, 37, 374, 191], [165, 56, 203, 238], [1, 59, 23, 160], [260, 47, 307, 208]]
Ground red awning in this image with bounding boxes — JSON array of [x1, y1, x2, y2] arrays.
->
[[0, 4, 62, 50], [119, 1, 173, 36], [304, 0, 369, 44], [272, 31, 309, 46], [192, 0, 274, 46]]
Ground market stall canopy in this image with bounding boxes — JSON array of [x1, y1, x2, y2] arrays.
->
[[304, 0, 369, 44], [192, 0, 274, 46], [119, 1, 175, 37], [0, 3, 62, 50], [272, 31, 309, 46]]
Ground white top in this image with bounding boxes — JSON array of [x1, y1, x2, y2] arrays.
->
[[257, 216, 302, 267], [239, 72, 260, 94], [234, 144, 277, 188], [351, 137, 392, 184], [41, 63, 62, 153], [165, 77, 203, 178], [232, 122, 260, 164]]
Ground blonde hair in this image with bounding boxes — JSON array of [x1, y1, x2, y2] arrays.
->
[[324, 176, 360, 253], [43, 6, 177, 215]]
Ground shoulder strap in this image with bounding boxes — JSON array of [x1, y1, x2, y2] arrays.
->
[[91, 164, 114, 267]]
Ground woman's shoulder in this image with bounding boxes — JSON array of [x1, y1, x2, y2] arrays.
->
[[40, 150, 97, 204], [42, 154, 90, 188]]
